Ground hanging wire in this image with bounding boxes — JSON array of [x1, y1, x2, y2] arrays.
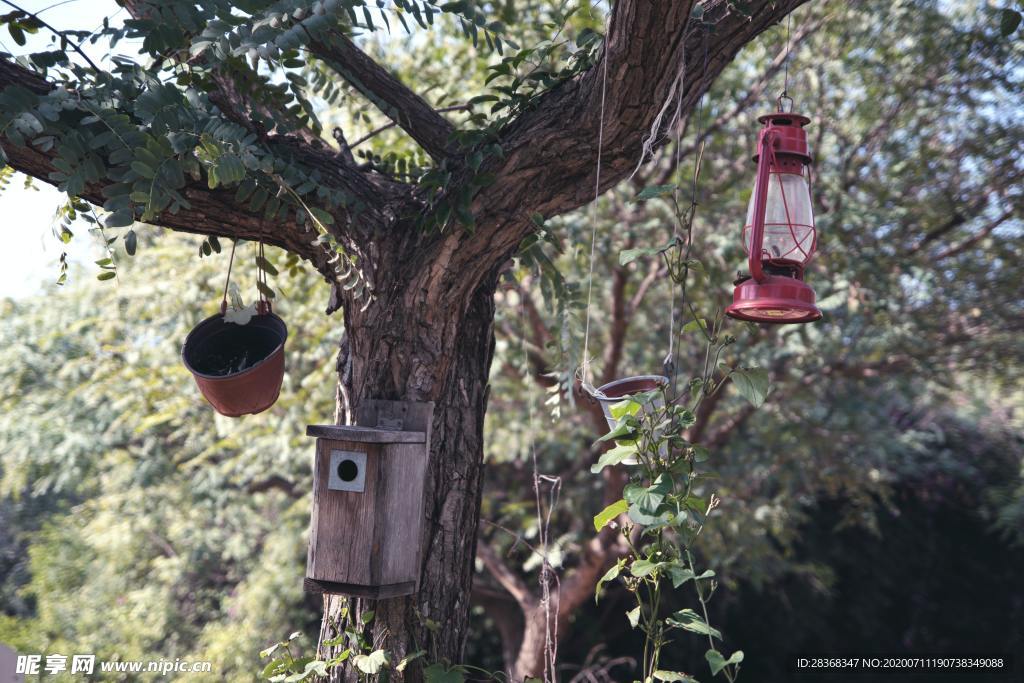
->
[[778, 12, 794, 112], [220, 239, 238, 313], [579, 17, 611, 391], [257, 240, 268, 310]]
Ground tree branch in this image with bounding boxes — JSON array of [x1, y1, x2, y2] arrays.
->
[[477, 537, 537, 608], [309, 31, 457, 160], [934, 209, 1015, 261], [438, 0, 812, 298], [0, 57, 405, 278]]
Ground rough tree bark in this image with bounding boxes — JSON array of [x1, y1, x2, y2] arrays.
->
[[0, 0, 811, 680]]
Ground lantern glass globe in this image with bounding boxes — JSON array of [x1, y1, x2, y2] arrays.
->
[[743, 171, 815, 264]]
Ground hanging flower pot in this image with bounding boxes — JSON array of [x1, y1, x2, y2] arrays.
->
[[182, 240, 287, 417], [182, 301, 288, 417], [587, 375, 670, 432], [585, 375, 669, 466]]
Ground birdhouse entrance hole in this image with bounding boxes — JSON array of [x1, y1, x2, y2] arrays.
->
[[327, 450, 367, 492], [337, 458, 358, 482]]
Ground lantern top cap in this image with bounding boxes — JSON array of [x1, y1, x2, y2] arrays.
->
[[753, 111, 813, 165], [757, 112, 811, 127]]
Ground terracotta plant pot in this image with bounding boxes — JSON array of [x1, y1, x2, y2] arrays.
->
[[182, 307, 288, 417], [589, 375, 670, 432]]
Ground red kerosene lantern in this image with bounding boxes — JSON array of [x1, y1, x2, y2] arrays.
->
[[726, 111, 821, 324]]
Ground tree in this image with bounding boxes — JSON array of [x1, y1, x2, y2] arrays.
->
[[0, 0, 812, 678]]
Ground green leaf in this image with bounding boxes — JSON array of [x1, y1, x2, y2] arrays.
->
[[595, 560, 623, 603], [1000, 8, 1022, 36], [593, 498, 628, 532], [624, 475, 672, 515], [609, 397, 643, 421], [597, 421, 636, 443], [666, 565, 696, 588], [130, 161, 155, 179], [396, 650, 425, 672], [619, 246, 660, 265], [9, 24, 26, 46], [124, 229, 137, 256], [261, 658, 284, 678], [626, 605, 641, 628], [682, 318, 708, 335], [97, 271, 116, 281], [692, 445, 710, 462], [423, 663, 465, 683], [353, 649, 390, 674], [308, 207, 335, 227], [590, 444, 638, 474], [653, 671, 698, 682], [104, 209, 134, 228], [705, 650, 725, 676], [283, 660, 328, 682], [257, 280, 276, 300], [257, 255, 279, 276], [630, 558, 663, 578], [705, 649, 742, 676], [634, 184, 676, 200], [668, 609, 721, 639], [730, 367, 770, 407]]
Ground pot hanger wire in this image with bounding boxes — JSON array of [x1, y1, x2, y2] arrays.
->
[[580, 6, 710, 396], [220, 239, 238, 314], [578, 10, 611, 392], [220, 238, 271, 315]]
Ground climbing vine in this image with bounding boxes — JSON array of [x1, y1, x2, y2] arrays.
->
[[588, 180, 769, 682]]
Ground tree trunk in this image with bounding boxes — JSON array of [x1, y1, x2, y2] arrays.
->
[[317, 239, 500, 681]]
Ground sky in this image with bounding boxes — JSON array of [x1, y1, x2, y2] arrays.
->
[[0, 0, 122, 300]]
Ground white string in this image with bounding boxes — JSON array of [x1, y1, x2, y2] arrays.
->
[[580, 20, 611, 389], [518, 289, 562, 682]]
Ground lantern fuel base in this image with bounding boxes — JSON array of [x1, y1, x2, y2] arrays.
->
[[726, 112, 822, 324]]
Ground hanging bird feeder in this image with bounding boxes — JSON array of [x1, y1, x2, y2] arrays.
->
[[726, 110, 822, 324]]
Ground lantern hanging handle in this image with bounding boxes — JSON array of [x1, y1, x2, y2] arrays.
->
[[748, 130, 778, 284]]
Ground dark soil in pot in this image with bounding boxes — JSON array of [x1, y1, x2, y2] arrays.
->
[[185, 318, 284, 376]]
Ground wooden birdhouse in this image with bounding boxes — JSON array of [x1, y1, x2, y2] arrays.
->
[[304, 400, 434, 598]]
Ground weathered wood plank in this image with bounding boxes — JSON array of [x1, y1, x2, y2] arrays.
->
[[308, 439, 381, 586], [306, 424, 425, 443], [303, 577, 417, 599]]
